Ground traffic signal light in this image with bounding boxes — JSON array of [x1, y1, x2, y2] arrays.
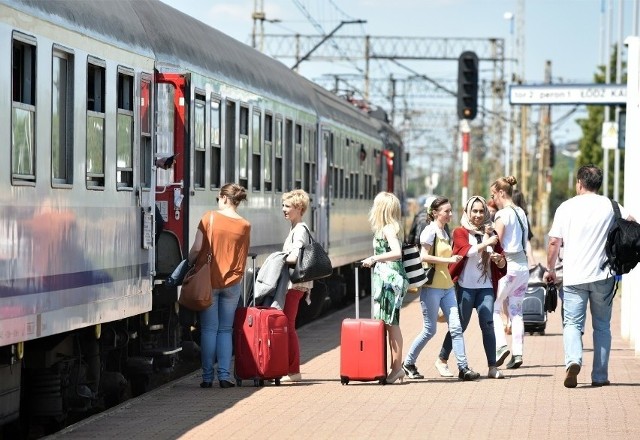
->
[[457, 51, 479, 120]]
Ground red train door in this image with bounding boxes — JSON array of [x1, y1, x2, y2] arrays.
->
[[154, 73, 189, 273], [380, 149, 395, 193]]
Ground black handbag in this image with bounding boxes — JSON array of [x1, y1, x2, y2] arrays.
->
[[545, 283, 558, 313], [289, 224, 333, 283]]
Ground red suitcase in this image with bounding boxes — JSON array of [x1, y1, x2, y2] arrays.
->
[[234, 254, 289, 386], [340, 264, 387, 385]]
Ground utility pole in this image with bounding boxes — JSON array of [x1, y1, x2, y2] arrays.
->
[[517, 0, 527, 194], [535, 60, 552, 247], [251, 0, 264, 49]]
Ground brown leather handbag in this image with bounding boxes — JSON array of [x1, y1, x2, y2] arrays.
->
[[179, 213, 214, 311]]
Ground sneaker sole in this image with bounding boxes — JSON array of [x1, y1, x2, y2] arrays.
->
[[459, 373, 481, 381], [402, 365, 424, 380], [564, 363, 581, 388], [434, 362, 454, 377], [506, 359, 523, 370], [495, 349, 510, 367]]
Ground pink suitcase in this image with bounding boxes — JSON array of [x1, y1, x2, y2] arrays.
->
[[340, 264, 387, 385]]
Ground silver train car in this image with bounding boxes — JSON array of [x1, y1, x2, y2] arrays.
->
[[0, 0, 405, 433]]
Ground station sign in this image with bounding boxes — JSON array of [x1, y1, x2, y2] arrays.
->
[[509, 84, 626, 105]]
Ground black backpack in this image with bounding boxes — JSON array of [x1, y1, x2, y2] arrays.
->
[[602, 199, 640, 276], [407, 209, 430, 245]]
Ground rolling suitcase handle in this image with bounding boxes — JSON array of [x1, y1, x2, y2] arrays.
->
[[354, 262, 375, 320], [243, 252, 258, 307]]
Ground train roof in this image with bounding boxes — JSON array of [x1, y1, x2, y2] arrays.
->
[[3, 0, 386, 137]]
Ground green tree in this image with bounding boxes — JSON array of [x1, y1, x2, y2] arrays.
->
[[576, 45, 625, 199]]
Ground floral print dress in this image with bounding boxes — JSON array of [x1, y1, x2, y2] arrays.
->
[[371, 235, 408, 326]]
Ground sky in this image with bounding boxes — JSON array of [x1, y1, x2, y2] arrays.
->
[[157, 0, 635, 150]]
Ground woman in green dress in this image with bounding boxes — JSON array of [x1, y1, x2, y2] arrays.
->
[[361, 192, 409, 384]]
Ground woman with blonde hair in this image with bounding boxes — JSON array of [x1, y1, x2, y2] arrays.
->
[[361, 192, 408, 384], [188, 183, 250, 389], [281, 189, 313, 382], [490, 176, 530, 370]]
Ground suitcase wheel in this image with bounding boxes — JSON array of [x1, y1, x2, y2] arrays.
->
[[253, 379, 264, 387], [340, 376, 349, 385], [275, 378, 281, 386], [236, 379, 243, 387], [379, 378, 387, 385]]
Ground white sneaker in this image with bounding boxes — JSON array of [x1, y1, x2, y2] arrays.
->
[[434, 359, 454, 377], [488, 366, 505, 379], [280, 373, 302, 382]]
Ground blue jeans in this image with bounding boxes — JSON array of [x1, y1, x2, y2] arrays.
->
[[439, 286, 496, 367], [199, 281, 242, 382], [563, 277, 615, 383], [405, 286, 469, 371]]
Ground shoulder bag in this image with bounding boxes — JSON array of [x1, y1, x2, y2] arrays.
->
[[424, 236, 437, 286], [402, 244, 427, 289], [508, 205, 527, 254], [289, 224, 333, 283], [179, 212, 214, 311]]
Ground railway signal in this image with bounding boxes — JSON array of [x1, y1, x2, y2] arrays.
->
[[457, 51, 479, 120]]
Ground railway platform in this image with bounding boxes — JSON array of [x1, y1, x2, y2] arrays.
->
[[48, 291, 640, 439]]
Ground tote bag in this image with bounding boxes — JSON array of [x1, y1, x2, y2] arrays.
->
[[289, 224, 333, 283], [179, 213, 214, 311], [402, 244, 427, 289]]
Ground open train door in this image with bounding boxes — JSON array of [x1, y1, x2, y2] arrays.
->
[[154, 73, 190, 278]]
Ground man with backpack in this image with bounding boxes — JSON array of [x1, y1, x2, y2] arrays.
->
[[544, 165, 636, 389]]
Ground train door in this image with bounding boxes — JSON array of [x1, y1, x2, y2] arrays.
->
[[154, 73, 189, 276], [380, 149, 394, 193], [315, 127, 332, 247]]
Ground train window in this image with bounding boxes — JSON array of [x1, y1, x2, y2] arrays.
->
[[264, 113, 273, 192], [11, 34, 36, 184], [274, 117, 283, 192], [140, 76, 152, 189], [239, 106, 249, 188], [193, 93, 206, 189], [210, 98, 221, 189], [252, 111, 261, 191], [224, 101, 236, 183], [294, 123, 302, 189], [156, 83, 175, 188], [310, 128, 317, 194], [356, 142, 362, 198], [52, 48, 74, 186], [303, 128, 311, 192], [344, 139, 350, 198], [86, 60, 106, 189], [116, 69, 134, 189], [285, 119, 293, 190], [333, 135, 342, 199]]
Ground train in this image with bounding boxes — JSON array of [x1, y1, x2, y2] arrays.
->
[[0, 0, 405, 434]]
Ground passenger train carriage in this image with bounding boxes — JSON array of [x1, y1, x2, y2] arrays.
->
[[0, 0, 405, 433]]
